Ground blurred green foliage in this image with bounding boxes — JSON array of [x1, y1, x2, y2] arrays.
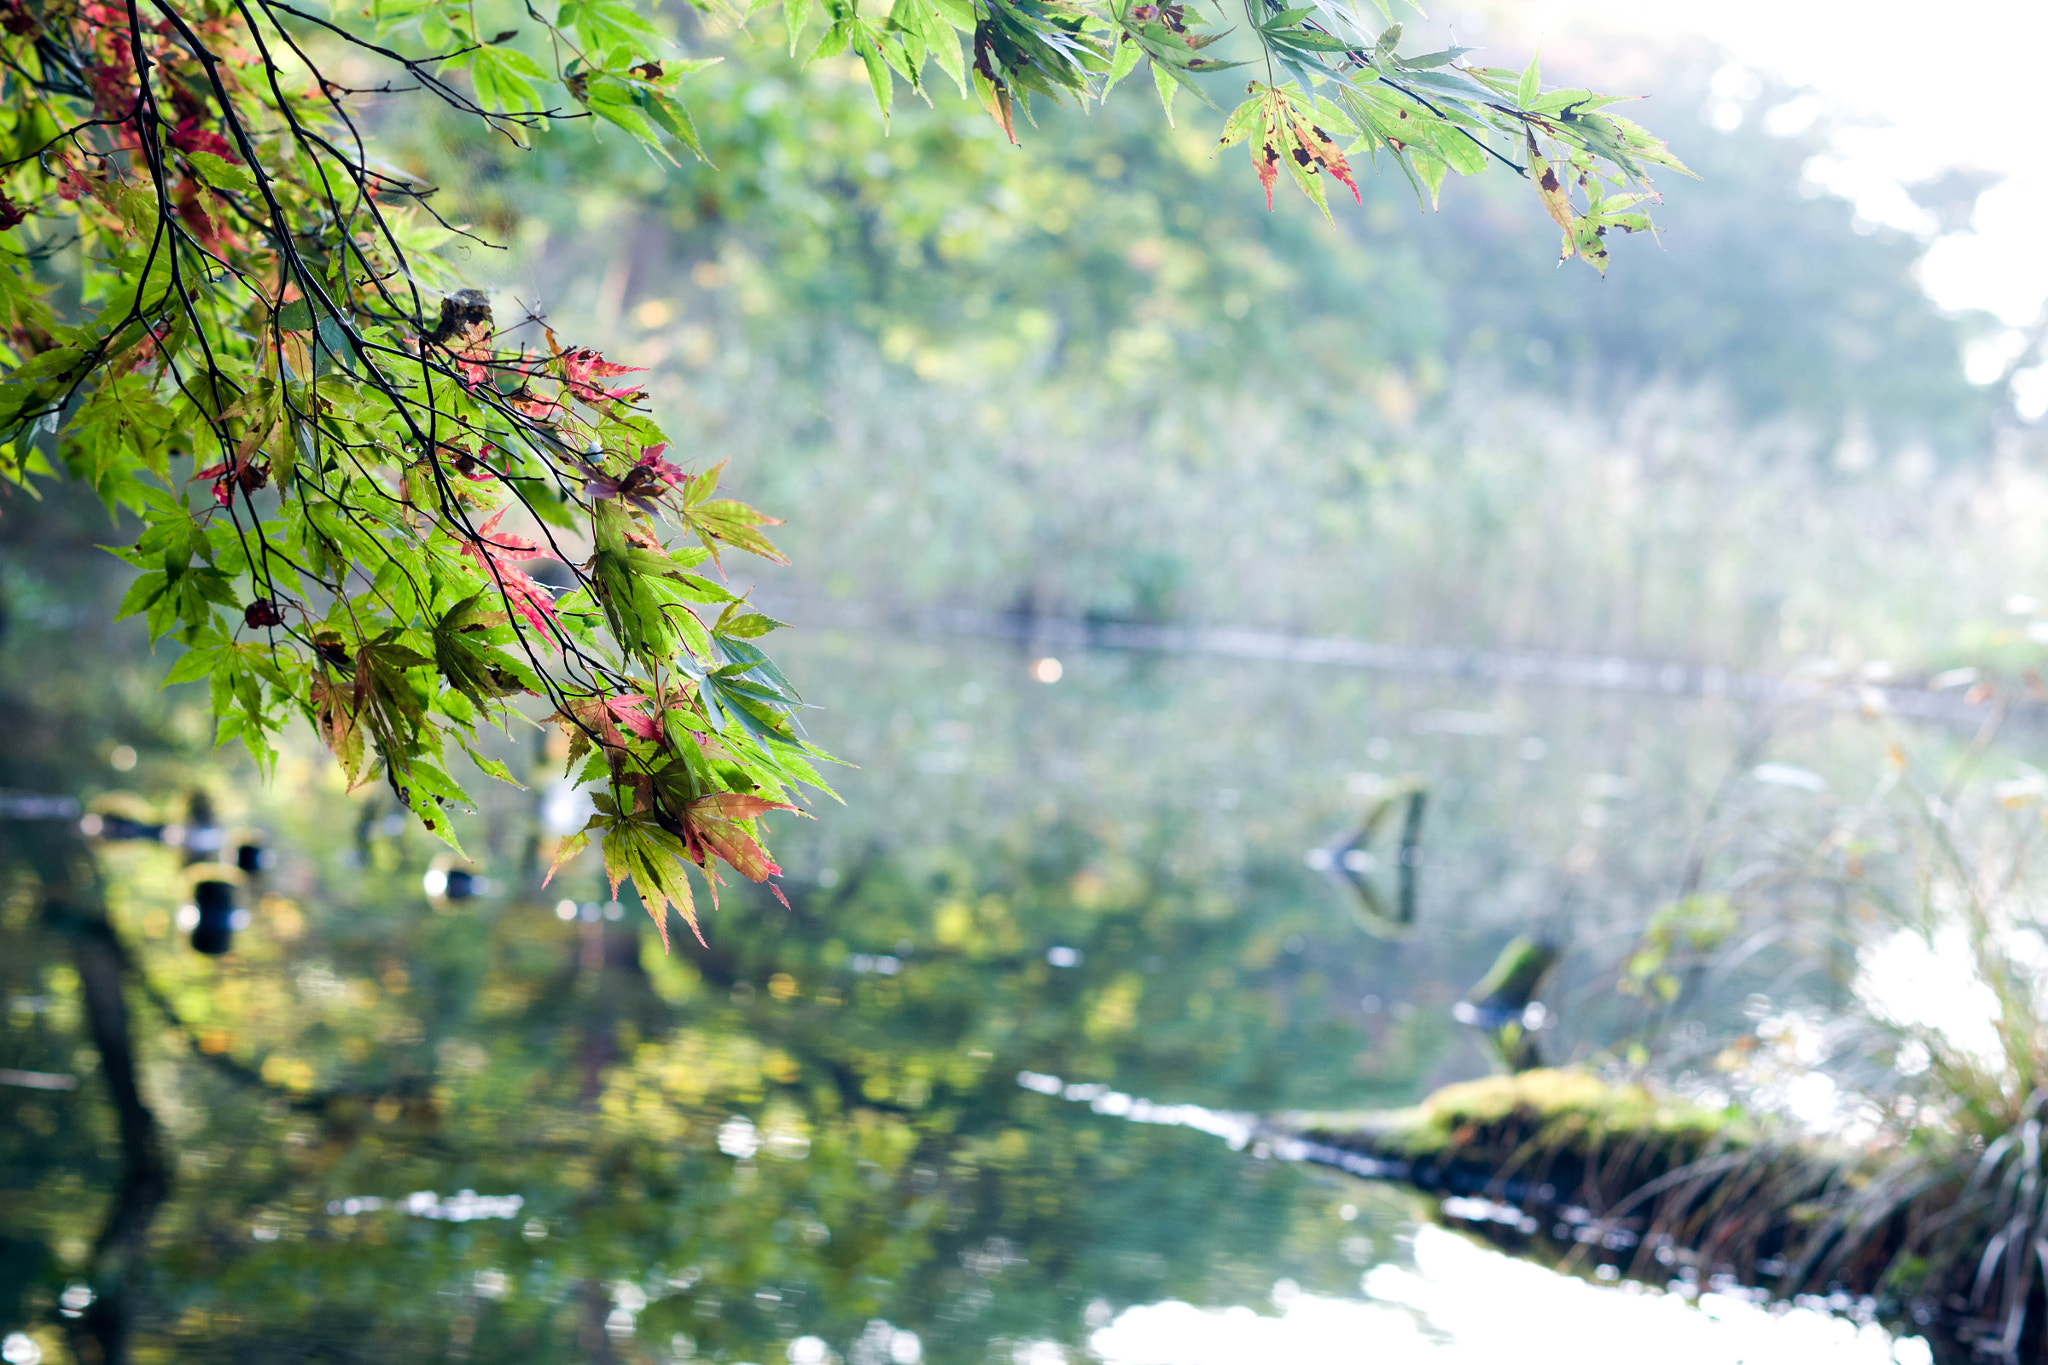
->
[[422, 41, 1988, 445], [368, 33, 2016, 676]]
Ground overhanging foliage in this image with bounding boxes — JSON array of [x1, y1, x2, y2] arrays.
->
[[0, 0, 1680, 942]]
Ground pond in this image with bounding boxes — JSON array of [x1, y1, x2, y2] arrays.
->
[[1, 623, 1955, 1363]]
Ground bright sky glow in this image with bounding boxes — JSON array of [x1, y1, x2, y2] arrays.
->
[[1497, 0, 2048, 330], [1091, 1226, 1930, 1365]]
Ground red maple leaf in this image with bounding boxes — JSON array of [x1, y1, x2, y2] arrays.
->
[[169, 118, 237, 161], [458, 509, 562, 650], [1257, 138, 1280, 211], [582, 443, 690, 514], [560, 347, 646, 404], [192, 456, 266, 506], [508, 391, 568, 423], [603, 693, 665, 742], [53, 159, 95, 202], [448, 443, 506, 483], [193, 460, 236, 506], [1282, 105, 1360, 206], [633, 443, 687, 484], [175, 176, 240, 249], [677, 792, 798, 908]]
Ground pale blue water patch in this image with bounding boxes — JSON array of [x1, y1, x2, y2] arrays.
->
[[1090, 1226, 1931, 1365]]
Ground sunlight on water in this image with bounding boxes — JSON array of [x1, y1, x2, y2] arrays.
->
[[1020, 1071, 1931, 1364], [1094, 1227, 1931, 1365], [1857, 925, 2011, 1071], [1015, 1071, 1255, 1148]]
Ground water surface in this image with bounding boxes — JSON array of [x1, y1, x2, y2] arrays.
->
[[1, 628, 1950, 1361]]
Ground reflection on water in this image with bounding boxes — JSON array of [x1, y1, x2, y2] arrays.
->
[[1, 630, 1954, 1360], [1012, 1072, 1253, 1149], [1094, 1225, 1930, 1365]]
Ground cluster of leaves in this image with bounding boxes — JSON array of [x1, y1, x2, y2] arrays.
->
[[0, 0, 827, 944], [0, 0, 1674, 943], [761, 0, 1687, 265], [1205, 27, 1683, 260]]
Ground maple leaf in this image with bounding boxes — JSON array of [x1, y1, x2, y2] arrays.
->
[[973, 34, 1019, 145], [599, 818, 704, 950], [672, 791, 799, 909], [583, 443, 690, 515], [676, 460, 788, 568], [457, 508, 562, 649], [1221, 86, 1359, 219], [507, 390, 568, 423], [604, 693, 665, 741], [422, 291, 498, 388], [444, 443, 508, 483], [560, 347, 647, 404], [169, 117, 237, 161], [1283, 104, 1360, 206], [309, 674, 372, 789], [192, 455, 266, 506], [54, 158, 95, 202], [544, 823, 594, 888], [175, 175, 240, 248], [544, 695, 624, 785]]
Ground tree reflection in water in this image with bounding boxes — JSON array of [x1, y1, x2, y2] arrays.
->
[[0, 486, 1972, 1363], [4, 756, 1434, 1362]]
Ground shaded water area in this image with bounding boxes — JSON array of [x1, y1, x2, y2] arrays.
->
[[3, 623, 1966, 1363]]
